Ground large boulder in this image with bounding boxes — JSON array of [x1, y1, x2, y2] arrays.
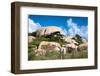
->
[[63, 36, 78, 45], [36, 26, 63, 36], [78, 42, 88, 51], [65, 43, 78, 53], [35, 41, 61, 56]]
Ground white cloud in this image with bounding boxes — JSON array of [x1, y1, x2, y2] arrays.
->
[[62, 28, 68, 36], [28, 18, 41, 33], [28, 18, 87, 39], [67, 18, 88, 39], [57, 26, 67, 36]]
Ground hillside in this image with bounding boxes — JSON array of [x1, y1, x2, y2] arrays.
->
[[28, 26, 88, 60]]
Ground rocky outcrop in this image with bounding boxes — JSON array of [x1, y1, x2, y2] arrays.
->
[[36, 26, 63, 36], [63, 36, 78, 45], [29, 25, 88, 56], [35, 41, 61, 56], [78, 42, 88, 51], [28, 36, 36, 43], [62, 43, 78, 54]]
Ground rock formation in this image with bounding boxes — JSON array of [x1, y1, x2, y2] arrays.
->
[[28, 26, 88, 56], [28, 36, 36, 43], [78, 42, 88, 51], [35, 41, 61, 56], [35, 26, 63, 36]]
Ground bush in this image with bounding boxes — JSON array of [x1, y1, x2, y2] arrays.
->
[[28, 33, 88, 60], [64, 50, 88, 59], [28, 48, 36, 60], [45, 51, 60, 59], [28, 50, 88, 60], [31, 39, 40, 47], [72, 34, 83, 45]]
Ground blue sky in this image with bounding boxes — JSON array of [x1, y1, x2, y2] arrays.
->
[[28, 15, 88, 39]]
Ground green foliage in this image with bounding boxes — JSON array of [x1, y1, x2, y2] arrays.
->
[[28, 48, 36, 60], [31, 32, 37, 36], [28, 50, 60, 60], [28, 49, 88, 60], [45, 51, 60, 59], [63, 50, 88, 59], [72, 34, 83, 45], [28, 33, 88, 60], [30, 34, 66, 47], [28, 44, 36, 49], [28, 33, 32, 36], [31, 39, 40, 47]]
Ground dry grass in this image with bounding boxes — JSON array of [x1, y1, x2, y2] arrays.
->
[[28, 49, 88, 60]]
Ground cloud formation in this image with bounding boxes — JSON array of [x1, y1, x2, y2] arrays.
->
[[61, 28, 67, 36], [29, 18, 66, 35], [28, 18, 88, 39], [28, 18, 41, 33], [67, 18, 88, 39]]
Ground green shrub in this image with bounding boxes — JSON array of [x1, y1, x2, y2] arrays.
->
[[28, 48, 36, 60], [68, 50, 88, 59], [28, 34, 88, 60], [28, 48, 88, 60], [45, 51, 60, 59]]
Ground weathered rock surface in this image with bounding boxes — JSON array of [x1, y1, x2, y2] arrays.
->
[[35, 41, 61, 56], [78, 42, 88, 51], [29, 26, 88, 56], [62, 43, 78, 53], [36, 26, 63, 36], [63, 36, 78, 44], [28, 36, 36, 43]]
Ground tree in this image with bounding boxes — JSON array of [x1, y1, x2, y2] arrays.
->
[[72, 34, 83, 45], [31, 32, 37, 37]]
